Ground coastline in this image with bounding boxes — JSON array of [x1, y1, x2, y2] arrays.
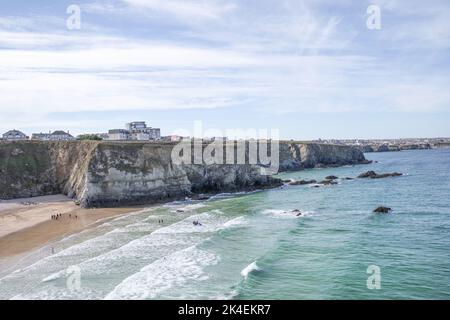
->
[[0, 195, 142, 267]]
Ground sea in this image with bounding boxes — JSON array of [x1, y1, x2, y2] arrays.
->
[[0, 148, 449, 299]]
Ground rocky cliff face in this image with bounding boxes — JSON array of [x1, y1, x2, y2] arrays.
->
[[0, 140, 367, 207], [279, 142, 368, 171]]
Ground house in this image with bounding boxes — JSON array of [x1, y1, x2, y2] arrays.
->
[[31, 133, 51, 140], [31, 130, 75, 141], [50, 130, 75, 141], [161, 135, 189, 142], [108, 129, 130, 141], [2, 129, 29, 140], [108, 122, 161, 141], [127, 121, 161, 140]]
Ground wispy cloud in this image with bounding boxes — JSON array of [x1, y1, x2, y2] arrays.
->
[[0, 0, 449, 137]]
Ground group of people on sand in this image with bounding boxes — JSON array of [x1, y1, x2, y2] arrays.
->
[[51, 213, 78, 220], [192, 220, 202, 226]]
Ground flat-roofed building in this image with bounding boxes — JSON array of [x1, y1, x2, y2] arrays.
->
[[108, 129, 130, 141]]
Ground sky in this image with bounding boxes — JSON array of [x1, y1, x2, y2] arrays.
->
[[0, 0, 449, 139]]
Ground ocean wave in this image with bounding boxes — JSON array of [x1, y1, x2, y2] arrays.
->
[[221, 216, 247, 229], [241, 261, 261, 279], [104, 245, 219, 300], [169, 202, 207, 214], [262, 209, 315, 219], [208, 190, 261, 201]]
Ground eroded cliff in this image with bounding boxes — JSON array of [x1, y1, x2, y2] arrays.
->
[[0, 140, 368, 207]]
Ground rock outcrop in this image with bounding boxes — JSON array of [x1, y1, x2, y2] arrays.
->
[[358, 171, 403, 179], [288, 179, 317, 186], [0, 140, 369, 207], [279, 142, 369, 171], [373, 206, 392, 213]]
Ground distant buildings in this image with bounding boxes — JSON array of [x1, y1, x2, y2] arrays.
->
[[107, 121, 161, 141], [1, 122, 162, 142], [107, 129, 130, 141], [2, 129, 29, 141], [161, 135, 189, 142], [31, 130, 75, 141]]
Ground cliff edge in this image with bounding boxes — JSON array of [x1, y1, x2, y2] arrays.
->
[[0, 140, 368, 207]]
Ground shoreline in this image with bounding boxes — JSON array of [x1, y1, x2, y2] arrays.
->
[[0, 195, 143, 268]]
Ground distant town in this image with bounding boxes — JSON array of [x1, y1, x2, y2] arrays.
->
[[1, 122, 450, 151]]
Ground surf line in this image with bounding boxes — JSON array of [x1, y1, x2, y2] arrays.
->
[[178, 304, 213, 318]]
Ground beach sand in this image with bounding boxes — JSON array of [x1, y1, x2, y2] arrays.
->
[[0, 195, 140, 263]]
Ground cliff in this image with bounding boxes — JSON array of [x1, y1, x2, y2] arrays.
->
[[0, 140, 367, 207], [279, 141, 369, 171]]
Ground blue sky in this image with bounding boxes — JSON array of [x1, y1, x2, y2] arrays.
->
[[0, 0, 449, 139]]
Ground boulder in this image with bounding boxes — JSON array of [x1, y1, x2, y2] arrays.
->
[[288, 179, 317, 186], [373, 206, 392, 213], [325, 175, 338, 180], [318, 179, 338, 185], [358, 171, 402, 179]]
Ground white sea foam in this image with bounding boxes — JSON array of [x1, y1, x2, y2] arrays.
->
[[241, 261, 261, 279], [169, 202, 206, 213], [104, 245, 219, 300], [262, 209, 314, 219], [221, 216, 247, 228]]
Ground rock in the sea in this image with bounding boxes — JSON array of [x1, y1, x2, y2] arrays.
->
[[344, 177, 354, 180], [358, 171, 402, 179], [191, 194, 210, 201], [373, 206, 392, 213], [318, 179, 338, 185], [288, 179, 317, 185], [325, 175, 338, 180]]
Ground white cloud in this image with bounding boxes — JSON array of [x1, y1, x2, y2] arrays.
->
[[0, 0, 449, 136], [122, 0, 237, 19]]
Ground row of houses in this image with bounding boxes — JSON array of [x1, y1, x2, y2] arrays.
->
[[2, 129, 75, 141], [1, 122, 161, 142]]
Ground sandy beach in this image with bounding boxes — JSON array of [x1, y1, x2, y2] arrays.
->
[[0, 195, 140, 262]]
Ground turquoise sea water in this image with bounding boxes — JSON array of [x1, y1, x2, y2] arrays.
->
[[0, 149, 449, 299]]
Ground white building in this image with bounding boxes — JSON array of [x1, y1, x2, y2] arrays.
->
[[31, 130, 75, 141], [108, 129, 130, 141], [161, 135, 189, 142], [108, 122, 161, 141], [2, 129, 29, 141]]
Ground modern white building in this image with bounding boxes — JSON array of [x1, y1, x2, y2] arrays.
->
[[2, 129, 29, 140], [108, 122, 161, 141], [108, 129, 130, 141]]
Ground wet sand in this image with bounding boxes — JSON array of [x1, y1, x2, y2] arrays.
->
[[0, 195, 140, 261]]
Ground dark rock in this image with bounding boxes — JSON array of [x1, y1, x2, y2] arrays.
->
[[358, 171, 403, 179], [318, 179, 338, 185], [344, 177, 354, 180], [373, 206, 392, 213], [325, 175, 338, 180], [291, 209, 302, 216], [288, 179, 317, 186], [362, 145, 374, 153]]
